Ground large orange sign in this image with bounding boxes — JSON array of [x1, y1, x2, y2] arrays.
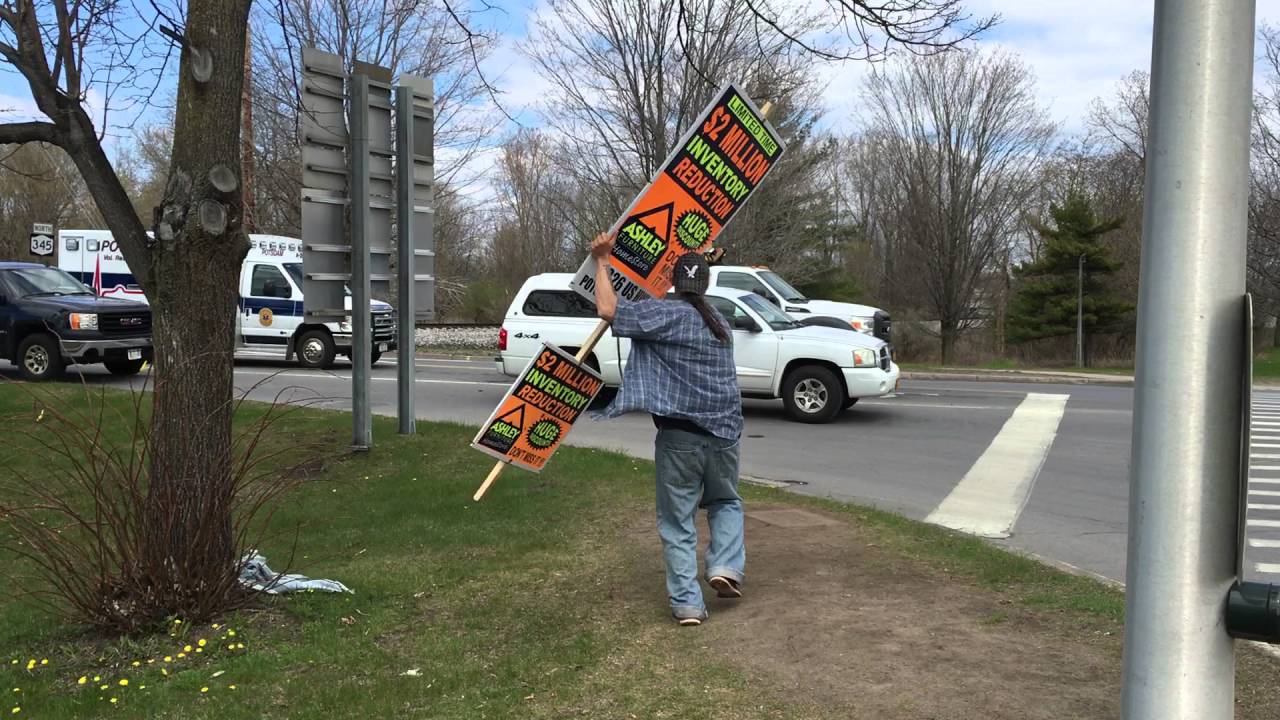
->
[[471, 344, 605, 472], [572, 83, 786, 303]]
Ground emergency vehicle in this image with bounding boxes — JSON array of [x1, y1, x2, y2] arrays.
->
[[56, 230, 397, 368]]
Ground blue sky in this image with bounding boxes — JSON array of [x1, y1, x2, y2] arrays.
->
[[4, 1, 1280, 146]]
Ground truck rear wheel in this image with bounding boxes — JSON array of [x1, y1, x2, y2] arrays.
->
[[17, 333, 64, 382], [782, 365, 843, 424], [296, 330, 336, 369], [104, 359, 145, 376]]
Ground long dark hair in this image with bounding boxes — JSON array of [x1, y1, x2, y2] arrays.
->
[[675, 292, 731, 345]]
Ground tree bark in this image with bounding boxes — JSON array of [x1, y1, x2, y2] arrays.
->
[[143, 0, 252, 592], [940, 322, 958, 365]]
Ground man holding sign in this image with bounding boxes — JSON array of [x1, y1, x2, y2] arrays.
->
[[590, 233, 745, 627]]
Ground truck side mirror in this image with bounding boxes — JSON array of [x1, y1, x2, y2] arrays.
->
[[734, 315, 760, 332]]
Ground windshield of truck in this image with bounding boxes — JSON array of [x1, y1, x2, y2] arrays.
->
[[4, 267, 94, 297], [284, 262, 350, 296], [740, 293, 803, 331], [759, 271, 807, 303]]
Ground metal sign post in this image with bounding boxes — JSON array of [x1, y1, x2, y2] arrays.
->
[[1121, 1, 1255, 717], [395, 74, 435, 435], [348, 73, 374, 450]]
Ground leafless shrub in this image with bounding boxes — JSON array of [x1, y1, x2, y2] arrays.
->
[[0, 376, 332, 634]]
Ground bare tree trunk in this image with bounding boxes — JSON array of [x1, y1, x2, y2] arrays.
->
[[941, 322, 958, 365], [144, 0, 252, 591]]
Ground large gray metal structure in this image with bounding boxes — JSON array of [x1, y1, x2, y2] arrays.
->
[[299, 48, 435, 446]]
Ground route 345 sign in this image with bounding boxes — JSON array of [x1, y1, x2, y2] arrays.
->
[[29, 224, 54, 257]]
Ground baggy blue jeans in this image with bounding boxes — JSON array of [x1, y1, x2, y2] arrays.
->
[[654, 428, 745, 619]]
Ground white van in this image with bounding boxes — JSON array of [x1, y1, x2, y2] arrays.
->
[[498, 273, 899, 424], [56, 230, 397, 368]]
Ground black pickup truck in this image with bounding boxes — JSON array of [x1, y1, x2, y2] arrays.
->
[[0, 262, 153, 381]]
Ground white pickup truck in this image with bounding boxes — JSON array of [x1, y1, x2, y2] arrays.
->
[[707, 264, 890, 342], [497, 273, 899, 423]]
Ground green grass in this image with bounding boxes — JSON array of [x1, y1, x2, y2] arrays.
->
[[1256, 348, 1280, 378], [0, 381, 1218, 718], [0, 384, 775, 719]]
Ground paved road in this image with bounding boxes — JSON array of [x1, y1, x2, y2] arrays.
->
[[9, 354, 1273, 586]]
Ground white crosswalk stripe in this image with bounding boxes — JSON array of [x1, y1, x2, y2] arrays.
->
[[1244, 396, 1280, 581]]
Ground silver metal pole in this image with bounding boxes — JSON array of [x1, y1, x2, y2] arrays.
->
[[349, 73, 373, 450], [1077, 254, 1085, 368], [1121, 1, 1255, 717], [395, 88, 416, 435]]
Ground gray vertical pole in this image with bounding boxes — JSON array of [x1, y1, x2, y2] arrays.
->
[[1121, 1, 1255, 718], [395, 88, 416, 434], [349, 73, 373, 450], [1076, 254, 1084, 368]]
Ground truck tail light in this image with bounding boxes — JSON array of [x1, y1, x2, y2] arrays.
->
[[498, 327, 508, 351]]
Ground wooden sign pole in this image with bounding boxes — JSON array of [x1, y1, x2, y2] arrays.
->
[[472, 101, 774, 502]]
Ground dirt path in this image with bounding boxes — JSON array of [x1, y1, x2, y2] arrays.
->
[[586, 502, 1280, 720]]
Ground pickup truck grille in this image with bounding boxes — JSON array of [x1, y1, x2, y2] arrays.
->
[[873, 311, 891, 343], [879, 346, 891, 371], [373, 311, 396, 340], [99, 311, 151, 335]]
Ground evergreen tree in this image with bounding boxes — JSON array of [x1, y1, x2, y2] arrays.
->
[[1008, 194, 1132, 362]]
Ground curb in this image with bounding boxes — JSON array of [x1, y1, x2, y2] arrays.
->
[[415, 351, 494, 361], [901, 371, 1135, 387]]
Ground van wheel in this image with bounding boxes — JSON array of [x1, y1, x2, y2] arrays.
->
[[104, 359, 145, 376], [782, 365, 842, 424], [17, 334, 64, 382], [296, 330, 336, 369]]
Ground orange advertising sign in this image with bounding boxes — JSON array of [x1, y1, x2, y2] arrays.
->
[[572, 83, 786, 303], [471, 343, 605, 472]]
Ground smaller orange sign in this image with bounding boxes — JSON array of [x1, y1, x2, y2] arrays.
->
[[472, 344, 605, 472]]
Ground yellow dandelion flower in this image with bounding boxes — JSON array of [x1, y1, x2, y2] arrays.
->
[[195, 648, 203, 654], [10, 707, 18, 714], [173, 619, 182, 625], [200, 687, 209, 694], [177, 653, 186, 659], [212, 624, 220, 629], [147, 659, 154, 665], [99, 685, 108, 691], [38, 660, 46, 667], [160, 669, 168, 677], [131, 661, 140, 667], [118, 679, 128, 687], [183, 645, 192, 653], [23, 661, 33, 671], [228, 685, 236, 690], [109, 698, 117, 704], [77, 677, 86, 685], [140, 685, 146, 690], [227, 630, 236, 637], [93, 676, 100, 682], [163, 656, 172, 663], [197, 639, 207, 647]]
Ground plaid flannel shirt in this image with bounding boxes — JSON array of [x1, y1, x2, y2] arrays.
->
[[595, 297, 743, 441]]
